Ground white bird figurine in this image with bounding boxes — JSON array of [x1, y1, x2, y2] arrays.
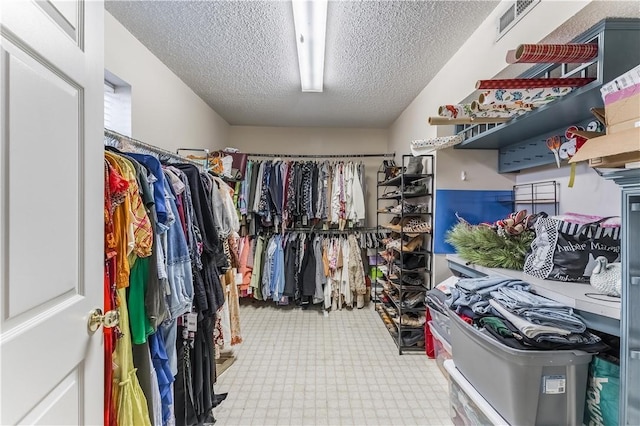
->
[[590, 256, 622, 297]]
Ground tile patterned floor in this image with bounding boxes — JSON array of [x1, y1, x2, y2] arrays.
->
[[213, 300, 452, 425]]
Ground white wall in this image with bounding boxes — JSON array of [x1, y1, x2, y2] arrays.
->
[[229, 126, 389, 227], [105, 12, 229, 153], [515, 163, 621, 216]]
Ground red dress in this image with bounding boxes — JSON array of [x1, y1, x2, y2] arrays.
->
[[104, 161, 129, 426]]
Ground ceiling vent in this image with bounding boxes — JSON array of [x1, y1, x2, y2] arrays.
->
[[496, 0, 540, 41]]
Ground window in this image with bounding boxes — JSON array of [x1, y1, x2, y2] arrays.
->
[[104, 71, 132, 136]]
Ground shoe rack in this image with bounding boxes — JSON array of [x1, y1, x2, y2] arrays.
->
[[375, 154, 434, 354]]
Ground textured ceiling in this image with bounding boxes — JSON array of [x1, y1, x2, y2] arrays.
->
[[105, 0, 499, 128]]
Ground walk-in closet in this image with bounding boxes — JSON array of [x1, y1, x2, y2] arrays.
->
[[1, 1, 639, 425]]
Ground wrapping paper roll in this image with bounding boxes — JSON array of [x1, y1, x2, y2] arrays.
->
[[474, 101, 535, 111], [411, 134, 464, 149], [476, 78, 595, 89], [410, 134, 464, 155], [437, 104, 474, 119], [478, 87, 575, 105], [510, 43, 599, 64], [469, 107, 524, 119], [428, 116, 510, 125], [505, 49, 517, 64], [470, 101, 535, 117], [437, 103, 526, 119]]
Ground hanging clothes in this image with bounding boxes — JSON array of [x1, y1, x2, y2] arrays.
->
[[241, 231, 377, 311], [238, 159, 366, 231], [104, 141, 245, 426], [113, 288, 152, 426]]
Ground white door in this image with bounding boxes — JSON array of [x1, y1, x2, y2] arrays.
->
[[0, 0, 104, 424]]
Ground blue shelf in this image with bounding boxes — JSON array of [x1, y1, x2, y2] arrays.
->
[[453, 18, 640, 173]]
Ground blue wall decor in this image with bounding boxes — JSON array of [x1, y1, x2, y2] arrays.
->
[[434, 189, 514, 254]]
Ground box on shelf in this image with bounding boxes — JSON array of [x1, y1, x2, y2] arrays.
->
[[570, 69, 640, 167], [605, 92, 640, 127], [449, 311, 592, 426], [569, 125, 640, 167], [569, 114, 640, 168]]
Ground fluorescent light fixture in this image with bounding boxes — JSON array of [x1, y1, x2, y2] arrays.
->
[[292, 0, 328, 92]]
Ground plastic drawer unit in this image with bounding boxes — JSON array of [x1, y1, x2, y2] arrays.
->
[[428, 306, 451, 338], [444, 360, 508, 426], [428, 321, 452, 379], [449, 311, 592, 426]]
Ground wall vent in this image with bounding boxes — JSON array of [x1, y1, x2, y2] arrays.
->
[[496, 0, 540, 41]]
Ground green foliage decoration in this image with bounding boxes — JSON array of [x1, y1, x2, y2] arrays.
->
[[445, 220, 534, 270]]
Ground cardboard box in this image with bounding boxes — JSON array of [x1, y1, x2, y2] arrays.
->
[[588, 151, 640, 168], [605, 92, 640, 126], [569, 127, 640, 166], [609, 117, 640, 134], [569, 91, 640, 167]]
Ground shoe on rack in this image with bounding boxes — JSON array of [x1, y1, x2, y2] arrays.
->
[[403, 204, 420, 215], [403, 218, 432, 234], [401, 235, 424, 252], [405, 157, 423, 175], [392, 314, 426, 328], [401, 330, 425, 347], [410, 202, 430, 214], [386, 239, 402, 251], [389, 204, 403, 215], [392, 202, 429, 215], [378, 249, 396, 263], [401, 274, 424, 286], [389, 273, 424, 287], [399, 217, 430, 233], [382, 189, 402, 198], [401, 292, 425, 309], [394, 253, 425, 270], [380, 235, 395, 245], [403, 184, 428, 198], [383, 216, 407, 230]]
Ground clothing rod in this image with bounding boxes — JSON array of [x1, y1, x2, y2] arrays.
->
[[244, 152, 395, 159], [176, 148, 210, 154], [283, 227, 389, 234], [104, 128, 204, 169]]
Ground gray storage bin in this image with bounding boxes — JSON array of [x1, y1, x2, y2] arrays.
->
[[449, 311, 592, 426]]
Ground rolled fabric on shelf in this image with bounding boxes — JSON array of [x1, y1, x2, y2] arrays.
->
[[475, 77, 595, 89], [429, 117, 472, 125], [428, 116, 510, 125], [474, 101, 535, 111], [512, 43, 599, 64], [478, 87, 575, 105], [410, 134, 465, 155], [470, 101, 535, 118], [437, 104, 474, 119]]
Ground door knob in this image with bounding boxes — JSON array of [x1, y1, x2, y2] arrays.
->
[[88, 308, 119, 332]]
